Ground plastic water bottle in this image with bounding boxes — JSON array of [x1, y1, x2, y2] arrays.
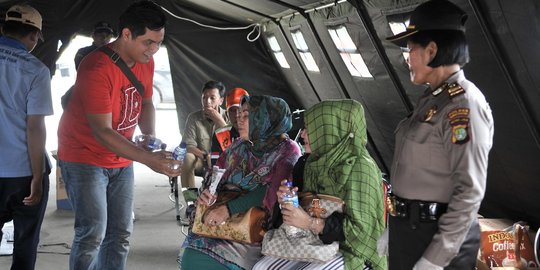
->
[[283, 180, 300, 207], [173, 142, 187, 161], [282, 180, 307, 238], [147, 137, 166, 151], [134, 134, 166, 151]]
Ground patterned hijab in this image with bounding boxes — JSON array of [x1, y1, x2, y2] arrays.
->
[[245, 95, 292, 157], [303, 100, 387, 270]]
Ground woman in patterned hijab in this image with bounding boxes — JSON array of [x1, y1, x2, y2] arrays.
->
[[181, 95, 301, 270], [254, 99, 387, 270]]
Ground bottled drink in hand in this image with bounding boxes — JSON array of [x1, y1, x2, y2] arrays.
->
[[134, 134, 166, 151], [282, 180, 307, 238]]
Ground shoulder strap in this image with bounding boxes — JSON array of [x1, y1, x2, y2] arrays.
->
[[98, 46, 145, 96]]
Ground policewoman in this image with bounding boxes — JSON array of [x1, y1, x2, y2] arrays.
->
[[385, 0, 494, 269]]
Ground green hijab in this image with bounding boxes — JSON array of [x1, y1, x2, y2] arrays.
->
[[303, 99, 387, 270]]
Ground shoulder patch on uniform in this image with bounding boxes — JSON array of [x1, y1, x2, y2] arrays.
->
[[448, 108, 470, 144], [448, 108, 469, 119], [447, 82, 465, 98]]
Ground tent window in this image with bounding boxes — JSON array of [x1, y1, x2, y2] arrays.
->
[[291, 30, 320, 72], [388, 19, 410, 59], [328, 26, 372, 78], [267, 35, 290, 69]]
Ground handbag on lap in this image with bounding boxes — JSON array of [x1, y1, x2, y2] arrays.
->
[[192, 186, 268, 244], [261, 192, 345, 263]]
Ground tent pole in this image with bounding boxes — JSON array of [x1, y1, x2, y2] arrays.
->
[[352, 0, 414, 113]]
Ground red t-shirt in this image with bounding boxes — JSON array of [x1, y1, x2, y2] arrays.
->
[[58, 45, 154, 168]]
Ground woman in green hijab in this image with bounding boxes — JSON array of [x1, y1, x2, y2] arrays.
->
[[254, 99, 387, 270]]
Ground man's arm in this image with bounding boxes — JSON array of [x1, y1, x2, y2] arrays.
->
[[86, 112, 180, 177], [138, 97, 155, 136], [183, 113, 206, 159], [24, 115, 46, 206]]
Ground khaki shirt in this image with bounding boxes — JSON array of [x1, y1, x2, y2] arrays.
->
[[183, 107, 228, 153], [390, 70, 494, 266]]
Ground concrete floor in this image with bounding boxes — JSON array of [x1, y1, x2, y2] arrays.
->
[[0, 162, 189, 270]]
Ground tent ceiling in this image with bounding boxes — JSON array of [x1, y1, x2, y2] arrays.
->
[[177, 0, 344, 24]]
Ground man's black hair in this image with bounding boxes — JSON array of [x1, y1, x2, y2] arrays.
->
[[1, 20, 40, 38], [118, 0, 166, 39], [202, 80, 226, 97], [409, 30, 469, 68]]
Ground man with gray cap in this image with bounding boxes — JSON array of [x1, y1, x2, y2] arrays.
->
[[0, 4, 53, 270], [74, 21, 115, 69], [385, 0, 494, 269]]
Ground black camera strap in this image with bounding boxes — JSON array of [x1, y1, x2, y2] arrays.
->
[[99, 46, 145, 96]]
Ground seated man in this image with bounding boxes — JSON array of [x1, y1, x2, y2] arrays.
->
[[210, 87, 249, 164], [181, 80, 228, 189]]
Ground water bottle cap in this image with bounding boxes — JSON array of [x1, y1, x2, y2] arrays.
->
[[285, 180, 293, 187], [180, 142, 187, 148]]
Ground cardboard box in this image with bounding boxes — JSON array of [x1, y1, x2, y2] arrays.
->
[[55, 166, 72, 210], [478, 218, 538, 269], [51, 150, 72, 210]]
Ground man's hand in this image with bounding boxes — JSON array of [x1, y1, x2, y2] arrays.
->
[[23, 177, 43, 206], [187, 147, 209, 161], [144, 150, 182, 177], [203, 107, 226, 128]]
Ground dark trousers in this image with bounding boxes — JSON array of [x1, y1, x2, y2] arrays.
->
[[388, 215, 480, 270], [0, 175, 49, 270]]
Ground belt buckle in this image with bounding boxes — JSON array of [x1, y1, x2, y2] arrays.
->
[[394, 198, 408, 218], [419, 202, 439, 221], [386, 195, 396, 216]]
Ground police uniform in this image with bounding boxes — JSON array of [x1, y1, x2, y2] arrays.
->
[[388, 70, 494, 269]]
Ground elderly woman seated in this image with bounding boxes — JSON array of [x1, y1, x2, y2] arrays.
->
[[180, 95, 301, 270], [253, 99, 387, 270]]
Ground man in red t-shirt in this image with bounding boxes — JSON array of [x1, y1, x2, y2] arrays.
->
[[57, 1, 180, 269]]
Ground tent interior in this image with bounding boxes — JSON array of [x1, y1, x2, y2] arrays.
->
[[1, 0, 539, 230]]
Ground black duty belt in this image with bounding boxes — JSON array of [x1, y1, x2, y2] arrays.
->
[[387, 195, 448, 222]]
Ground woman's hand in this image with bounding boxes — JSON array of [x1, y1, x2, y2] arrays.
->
[[203, 205, 230, 226], [196, 189, 217, 206], [281, 204, 311, 230]]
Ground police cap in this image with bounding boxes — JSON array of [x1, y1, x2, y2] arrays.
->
[[386, 0, 468, 47]]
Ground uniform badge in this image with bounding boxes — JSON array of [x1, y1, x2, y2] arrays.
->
[[448, 108, 470, 144], [386, 195, 396, 216], [452, 124, 469, 143], [432, 86, 444, 96], [447, 83, 465, 97], [423, 106, 437, 122]]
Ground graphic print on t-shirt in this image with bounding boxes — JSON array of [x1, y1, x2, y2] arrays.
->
[[117, 85, 142, 133]]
